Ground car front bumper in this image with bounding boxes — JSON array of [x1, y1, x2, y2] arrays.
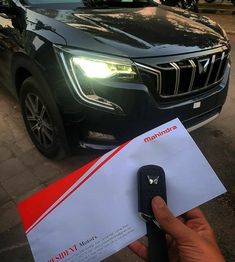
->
[[67, 64, 230, 150]]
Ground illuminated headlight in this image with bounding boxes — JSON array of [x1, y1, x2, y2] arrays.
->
[[72, 57, 136, 79], [54, 46, 138, 113]]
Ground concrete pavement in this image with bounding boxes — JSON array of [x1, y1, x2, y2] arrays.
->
[[205, 13, 235, 34], [0, 14, 235, 262], [199, 2, 235, 15]]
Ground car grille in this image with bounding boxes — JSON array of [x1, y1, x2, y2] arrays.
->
[[136, 47, 230, 100]]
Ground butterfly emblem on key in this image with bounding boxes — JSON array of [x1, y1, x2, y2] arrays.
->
[[147, 176, 160, 185]]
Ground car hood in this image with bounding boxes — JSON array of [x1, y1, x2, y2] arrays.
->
[[29, 6, 228, 58]]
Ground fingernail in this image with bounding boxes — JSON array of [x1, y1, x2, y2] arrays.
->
[[152, 196, 165, 209]]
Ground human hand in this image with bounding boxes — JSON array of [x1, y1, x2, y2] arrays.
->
[[129, 196, 225, 262]]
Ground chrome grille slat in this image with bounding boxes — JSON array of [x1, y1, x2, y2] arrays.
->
[[136, 47, 229, 99], [205, 55, 216, 87], [135, 62, 162, 95], [188, 60, 196, 92], [215, 52, 225, 82], [155, 64, 175, 70], [170, 63, 180, 95]]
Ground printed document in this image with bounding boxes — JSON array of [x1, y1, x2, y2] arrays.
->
[[18, 118, 226, 262]]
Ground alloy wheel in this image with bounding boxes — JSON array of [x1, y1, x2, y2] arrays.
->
[[24, 93, 54, 148]]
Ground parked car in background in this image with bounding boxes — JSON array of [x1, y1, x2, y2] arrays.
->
[[0, 0, 231, 159], [160, 0, 199, 13]]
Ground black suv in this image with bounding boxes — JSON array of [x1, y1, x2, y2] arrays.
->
[[0, 0, 231, 159]]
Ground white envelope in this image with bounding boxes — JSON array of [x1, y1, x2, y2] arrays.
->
[[18, 118, 226, 262]]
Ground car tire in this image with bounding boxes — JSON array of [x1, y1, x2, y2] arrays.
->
[[20, 76, 69, 160]]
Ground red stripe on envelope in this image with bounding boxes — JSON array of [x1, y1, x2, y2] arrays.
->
[[18, 141, 129, 233], [17, 158, 100, 232]]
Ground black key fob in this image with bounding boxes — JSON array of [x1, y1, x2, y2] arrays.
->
[[137, 165, 168, 262], [138, 165, 167, 221]]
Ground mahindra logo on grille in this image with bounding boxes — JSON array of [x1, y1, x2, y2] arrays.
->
[[198, 58, 210, 74]]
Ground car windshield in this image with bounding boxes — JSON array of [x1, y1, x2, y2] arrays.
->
[[25, 0, 154, 8]]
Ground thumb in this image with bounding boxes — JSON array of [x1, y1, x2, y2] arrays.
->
[[152, 196, 196, 242]]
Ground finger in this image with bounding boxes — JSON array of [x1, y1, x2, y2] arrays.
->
[[152, 196, 196, 242], [184, 208, 207, 220], [184, 208, 213, 230], [166, 233, 174, 246], [177, 215, 186, 224], [128, 240, 148, 261]]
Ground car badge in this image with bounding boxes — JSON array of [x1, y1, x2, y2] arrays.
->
[[147, 175, 160, 185], [198, 58, 210, 74]]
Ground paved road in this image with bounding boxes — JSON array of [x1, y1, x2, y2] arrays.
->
[[0, 16, 234, 262], [199, 2, 235, 15]]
